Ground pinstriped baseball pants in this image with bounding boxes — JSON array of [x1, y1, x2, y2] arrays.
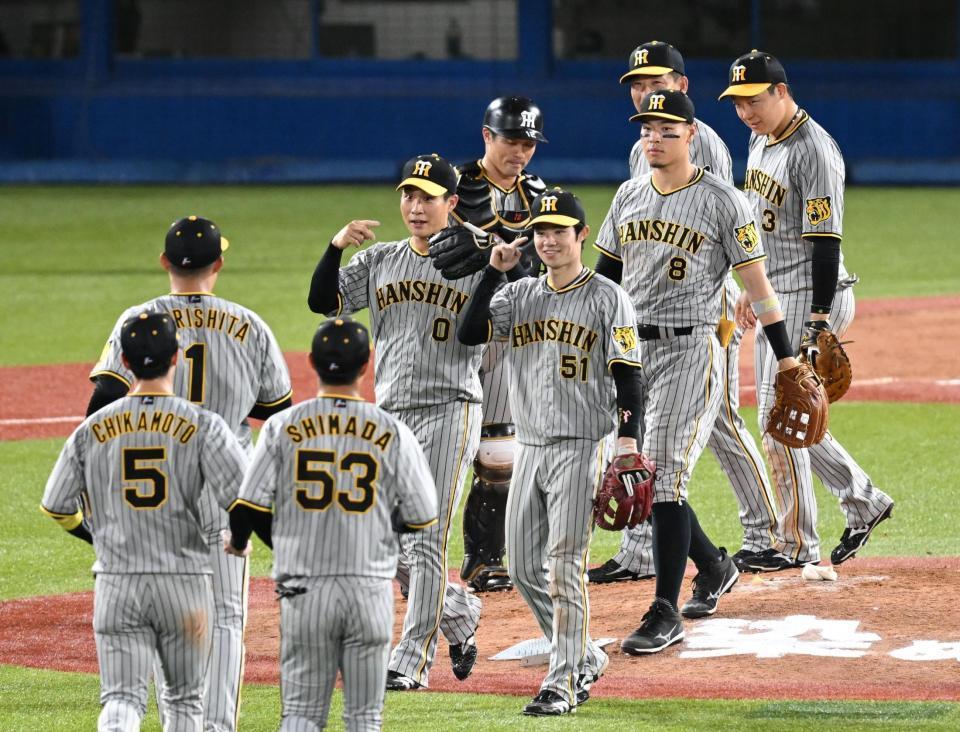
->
[[755, 286, 894, 562]]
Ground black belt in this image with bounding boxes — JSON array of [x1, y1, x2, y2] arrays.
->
[[636, 324, 695, 340]]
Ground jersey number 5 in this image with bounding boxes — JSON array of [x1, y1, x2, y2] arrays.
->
[[122, 447, 168, 509], [295, 449, 378, 513]]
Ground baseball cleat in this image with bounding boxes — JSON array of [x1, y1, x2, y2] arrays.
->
[[732, 548, 801, 573], [620, 599, 685, 655], [385, 670, 422, 691], [681, 548, 739, 619], [523, 690, 575, 716], [830, 503, 894, 565], [587, 558, 655, 584], [449, 636, 478, 681], [468, 568, 513, 593], [575, 652, 609, 705]]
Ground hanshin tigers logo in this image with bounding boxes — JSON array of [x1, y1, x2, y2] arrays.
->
[[612, 325, 638, 354], [734, 222, 760, 254], [806, 196, 832, 225]]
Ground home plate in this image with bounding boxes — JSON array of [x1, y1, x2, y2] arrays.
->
[[490, 637, 618, 666]]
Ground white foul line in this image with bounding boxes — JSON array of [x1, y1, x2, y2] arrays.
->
[[0, 416, 84, 426]]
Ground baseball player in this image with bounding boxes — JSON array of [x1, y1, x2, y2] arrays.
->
[[594, 89, 804, 654], [307, 154, 484, 690], [88, 216, 293, 731], [458, 189, 639, 715], [591, 41, 790, 583], [433, 96, 549, 593], [224, 318, 439, 731], [719, 51, 894, 566], [41, 312, 248, 731]]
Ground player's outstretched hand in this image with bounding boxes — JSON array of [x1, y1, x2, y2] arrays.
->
[[221, 529, 252, 558], [331, 220, 381, 250], [489, 237, 528, 273], [735, 291, 756, 330]]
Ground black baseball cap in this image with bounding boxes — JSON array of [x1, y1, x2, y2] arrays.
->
[[619, 41, 685, 83], [630, 89, 696, 124], [718, 50, 788, 99], [311, 318, 370, 380], [120, 312, 179, 372], [529, 188, 586, 228], [164, 216, 229, 269], [397, 154, 460, 197]]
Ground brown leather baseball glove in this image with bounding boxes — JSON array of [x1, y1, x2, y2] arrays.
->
[[799, 321, 852, 402], [766, 362, 829, 449], [593, 452, 655, 531]]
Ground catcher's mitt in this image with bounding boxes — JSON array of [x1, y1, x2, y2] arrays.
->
[[766, 362, 829, 449], [428, 224, 499, 279], [799, 321, 852, 403], [593, 452, 655, 531]]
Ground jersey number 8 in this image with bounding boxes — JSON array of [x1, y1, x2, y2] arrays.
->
[[295, 449, 378, 513]]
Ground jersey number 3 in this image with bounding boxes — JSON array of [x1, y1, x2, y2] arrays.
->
[[295, 450, 378, 513]]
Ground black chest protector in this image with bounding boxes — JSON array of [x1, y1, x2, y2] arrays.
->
[[453, 161, 547, 242]]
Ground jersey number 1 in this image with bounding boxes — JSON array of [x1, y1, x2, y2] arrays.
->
[[184, 343, 206, 403]]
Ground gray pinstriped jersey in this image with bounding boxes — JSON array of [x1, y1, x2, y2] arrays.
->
[[41, 394, 247, 574], [630, 117, 734, 184], [743, 111, 849, 293], [336, 240, 484, 411], [595, 169, 765, 326], [631, 117, 741, 315], [489, 270, 640, 445], [91, 294, 292, 452], [235, 395, 438, 582]]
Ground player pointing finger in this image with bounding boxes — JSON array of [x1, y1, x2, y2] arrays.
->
[[331, 219, 381, 249]]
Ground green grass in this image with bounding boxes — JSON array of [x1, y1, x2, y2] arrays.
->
[[1, 186, 958, 364], [6, 402, 958, 600], [2, 184, 958, 727], [1, 666, 958, 730]]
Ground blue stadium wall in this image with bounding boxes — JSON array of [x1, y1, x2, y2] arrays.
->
[[2, 3, 958, 184]]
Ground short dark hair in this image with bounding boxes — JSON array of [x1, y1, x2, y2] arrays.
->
[[129, 358, 173, 380], [768, 82, 794, 99], [166, 259, 218, 277], [318, 367, 363, 386]]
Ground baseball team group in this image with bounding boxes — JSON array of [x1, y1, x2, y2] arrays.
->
[[40, 42, 896, 730]]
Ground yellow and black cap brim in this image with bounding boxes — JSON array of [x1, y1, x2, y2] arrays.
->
[[718, 82, 773, 100], [530, 213, 582, 227], [630, 111, 691, 123], [619, 66, 678, 83], [396, 177, 449, 197]]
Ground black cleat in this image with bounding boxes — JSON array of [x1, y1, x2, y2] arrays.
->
[[523, 690, 574, 716], [621, 599, 685, 655], [468, 568, 513, 593], [830, 503, 894, 565], [449, 636, 478, 681], [587, 558, 654, 584], [385, 670, 422, 691], [732, 548, 801, 573], [681, 548, 739, 619]]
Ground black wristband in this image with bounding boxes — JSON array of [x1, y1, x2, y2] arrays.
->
[[762, 319, 795, 361], [611, 362, 643, 440]]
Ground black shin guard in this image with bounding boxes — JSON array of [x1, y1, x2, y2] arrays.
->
[[651, 501, 691, 611], [460, 434, 512, 592]]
